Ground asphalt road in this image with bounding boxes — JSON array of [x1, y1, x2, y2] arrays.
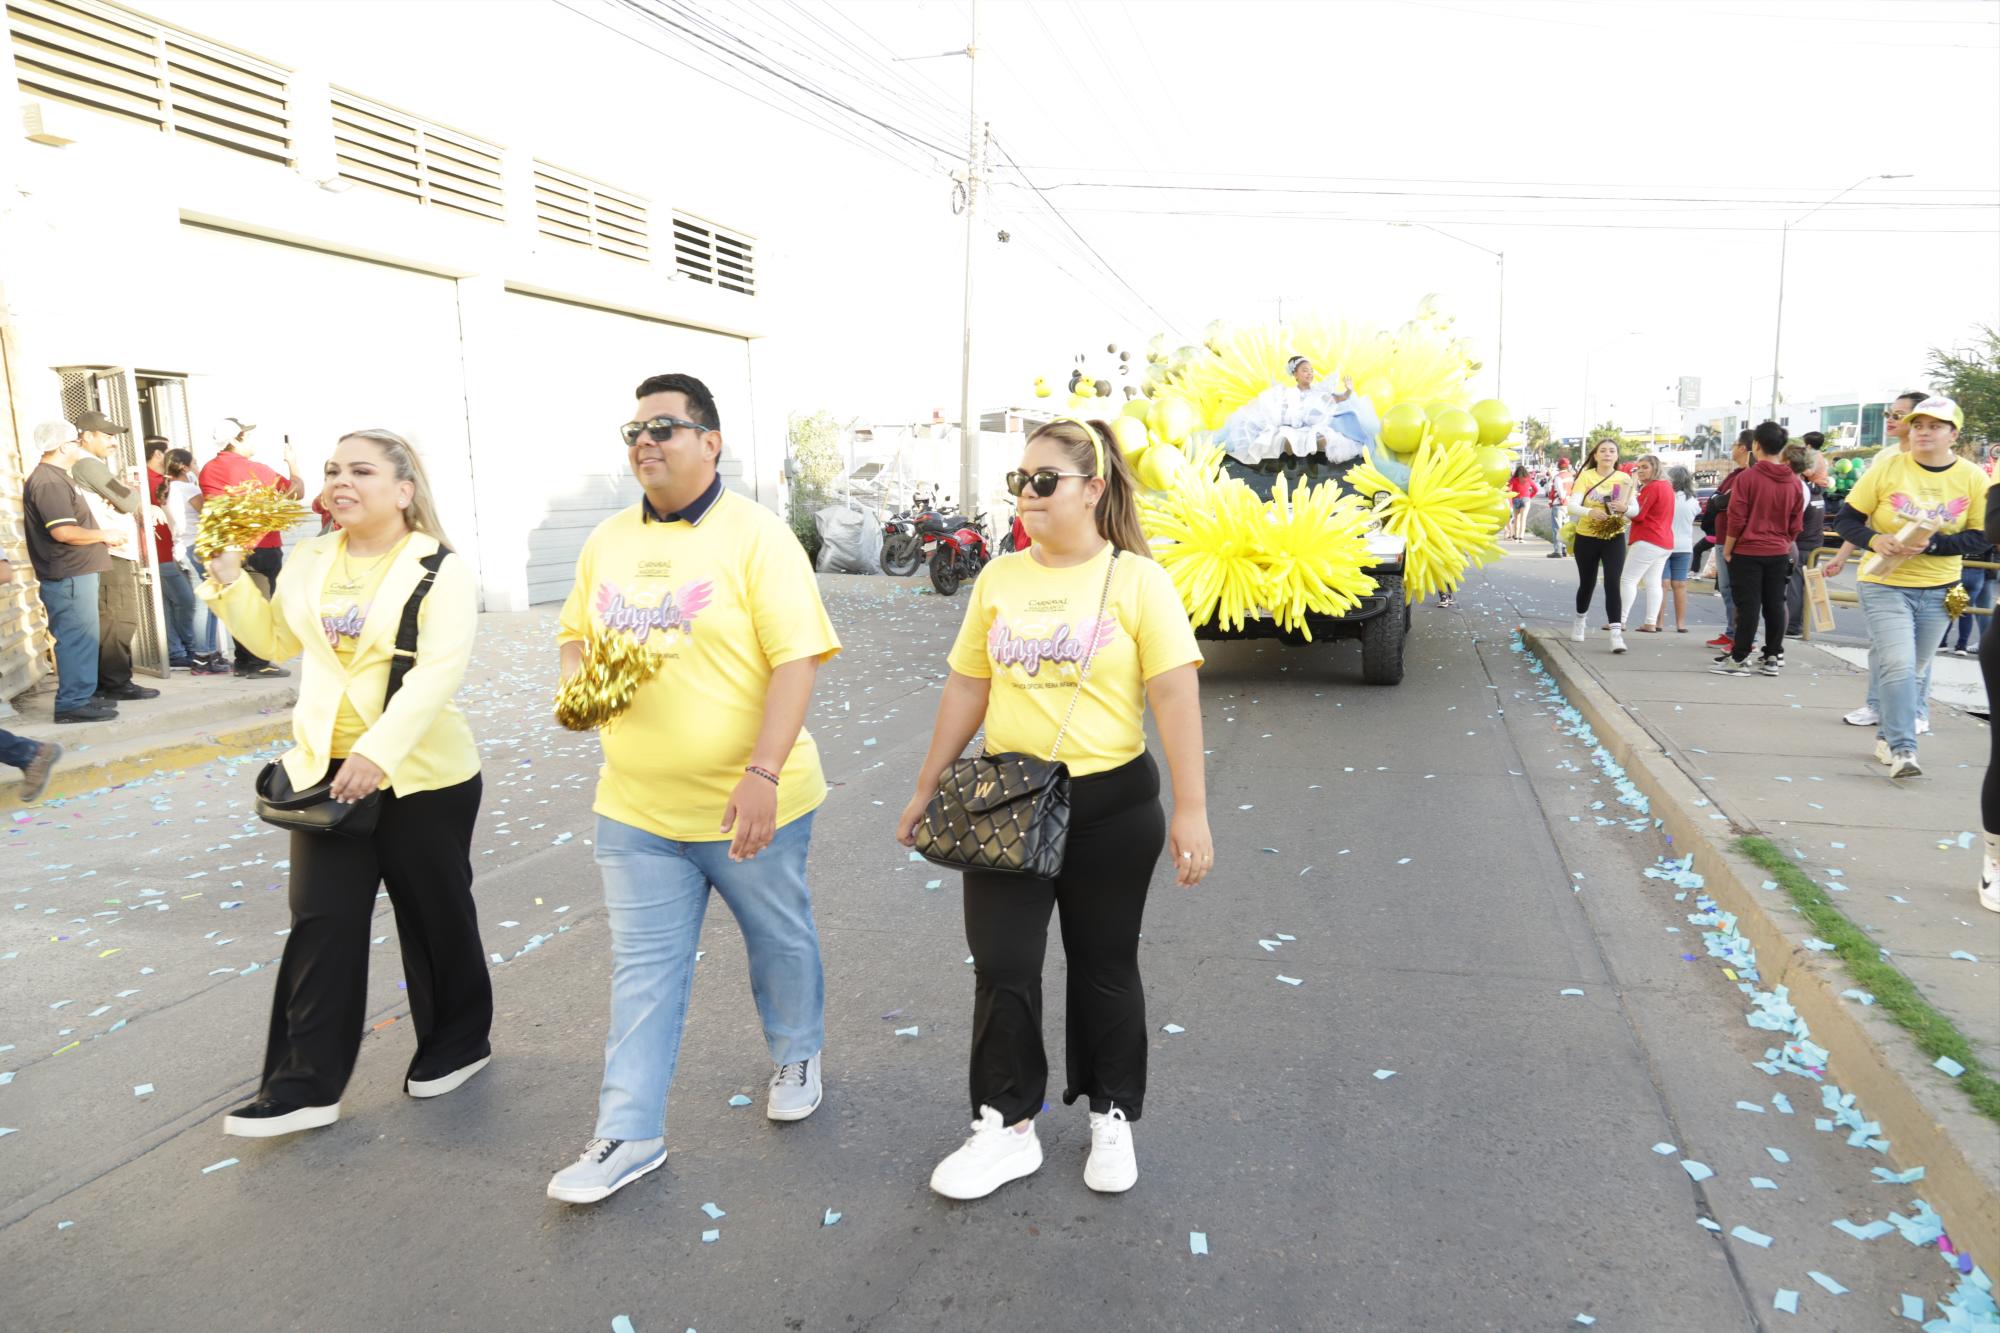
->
[[0, 557, 1963, 1331]]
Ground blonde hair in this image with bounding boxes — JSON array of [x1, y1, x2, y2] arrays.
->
[[339, 429, 451, 548], [1026, 418, 1151, 558]]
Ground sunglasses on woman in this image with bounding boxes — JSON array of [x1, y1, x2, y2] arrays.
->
[[1005, 468, 1090, 498], [619, 415, 709, 448]]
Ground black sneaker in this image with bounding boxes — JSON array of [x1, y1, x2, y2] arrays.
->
[[222, 1098, 340, 1138], [169, 657, 195, 670], [234, 663, 290, 680], [99, 683, 160, 701], [55, 701, 118, 723], [193, 655, 232, 676], [18, 742, 60, 801]]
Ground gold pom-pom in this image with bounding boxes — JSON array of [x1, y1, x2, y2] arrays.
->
[[1946, 582, 1970, 620], [554, 631, 664, 732], [194, 481, 311, 558]]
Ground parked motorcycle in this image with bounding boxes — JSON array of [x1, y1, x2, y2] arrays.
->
[[929, 512, 989, 597], [880, 506, 921, 577], [996, 512, 1030, 556]]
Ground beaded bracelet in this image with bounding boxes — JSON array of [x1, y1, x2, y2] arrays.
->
[[745, 765, 780, 787]]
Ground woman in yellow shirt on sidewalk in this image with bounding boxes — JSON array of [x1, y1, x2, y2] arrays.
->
[[201, 429, 489, 1138], [898, 418, 1210, 1201]]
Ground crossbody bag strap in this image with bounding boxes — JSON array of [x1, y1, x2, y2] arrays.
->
[[1047, 548, 1119, 765], [383, 547, 451, 707]]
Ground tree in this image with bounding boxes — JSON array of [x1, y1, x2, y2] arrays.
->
[[787, 411, 845, 560], [1520, 416, 1551, 454], [1928, 324, 1999, 443], [1587, 420, 1622, 447]]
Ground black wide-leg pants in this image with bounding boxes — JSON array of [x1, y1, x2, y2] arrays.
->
[[961, 753, 1165, 1124], [259, 769, 492, 1107]]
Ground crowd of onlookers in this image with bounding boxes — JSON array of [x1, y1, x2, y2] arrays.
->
[[2, 413, 306, 799]]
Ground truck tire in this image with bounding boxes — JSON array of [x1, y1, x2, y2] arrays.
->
[[1361, 575, 1406, 685]]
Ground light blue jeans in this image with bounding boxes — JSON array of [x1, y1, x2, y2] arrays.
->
[[592, 811, 824, 1141], [1857, 581, 1950, 755]]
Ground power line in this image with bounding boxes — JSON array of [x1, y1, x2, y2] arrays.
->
[[1040, 206, 2000, 235], [1022, 179, 1995, 209], [998, 167, 2000, 195]]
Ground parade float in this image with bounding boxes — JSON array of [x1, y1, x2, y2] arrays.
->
[[1034, 300, 1516, 685]]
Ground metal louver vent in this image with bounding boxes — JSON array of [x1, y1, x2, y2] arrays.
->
[[329, 87, 504, 222], [672, 212, 755, 295], [7, 0, 292, 163], [533, 161, 648, 262]]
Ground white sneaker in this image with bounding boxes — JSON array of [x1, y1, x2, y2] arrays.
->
[[407, 1054, 490, 1099], [1873, 738, 1894, 765], [1084, 1106, 1138, 1193], [766, 1051, 822, 1121], [1981, 834, 2000, 914], [1916, 716, 1931, 736], [546, 1136, 667, 1204], [1843, 706, 1879, 727], [1571, 613, 1587, 643], [1888, 750, 1922, 780], [1608, 625, 1627, 654], [929, 1106, 1043, 1200]]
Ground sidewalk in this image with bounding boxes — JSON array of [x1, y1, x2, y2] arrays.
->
[[1524, 622, 2000, 1260]]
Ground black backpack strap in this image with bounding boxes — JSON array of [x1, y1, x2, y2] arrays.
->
[[384, 547, 451, 707]]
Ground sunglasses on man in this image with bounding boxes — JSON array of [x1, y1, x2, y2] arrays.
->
[[1005, 468, 1091, 498], [620, 415, 710, 448]]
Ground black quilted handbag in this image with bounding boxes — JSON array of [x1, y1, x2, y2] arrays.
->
[[915, 552, 1118, 879]]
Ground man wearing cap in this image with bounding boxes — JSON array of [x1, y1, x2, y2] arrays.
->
[[20, 421, 126, 722], [69, 411, 161, 704], [197, 418, 303, 679]]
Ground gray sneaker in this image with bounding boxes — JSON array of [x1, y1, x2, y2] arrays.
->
[[546, 1136, 665, 1204], [766, 1050, 823, 1122]]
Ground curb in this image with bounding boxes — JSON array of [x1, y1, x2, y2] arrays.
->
[[13, 719, 292, 806], [1521, 627, 2000, 1274]]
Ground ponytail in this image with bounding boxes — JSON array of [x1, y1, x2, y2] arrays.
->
[[1027, 417, 1152, 559]]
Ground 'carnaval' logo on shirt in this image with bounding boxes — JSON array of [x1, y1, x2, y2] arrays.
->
[[595, 580, 714, 642], [988, 614, 1120, 677], [1888, 492, 1970, 529]]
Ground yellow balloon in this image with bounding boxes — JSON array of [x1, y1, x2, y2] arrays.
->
[[1147, 393, 1201, 446], [1137, 441, 1187, 491], [1380, 402, 1429, 453], [1120, 396, 1152, 421], [1033, 378, 1052, 399], [1475, 446, 1513, 489], [1470, 399, 1514, 447], [1108, 414, 1151, 462], [1431, 407, 1479, 449], [1423, 399, 1462, 424]]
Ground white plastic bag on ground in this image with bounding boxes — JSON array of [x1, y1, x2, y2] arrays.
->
[[814, 501, 883, 574]]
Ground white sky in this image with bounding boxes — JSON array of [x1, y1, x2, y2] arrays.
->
[[151, 0, 2000, 440]]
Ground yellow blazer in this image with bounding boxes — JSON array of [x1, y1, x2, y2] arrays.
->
[[198, 531, 480, 796]]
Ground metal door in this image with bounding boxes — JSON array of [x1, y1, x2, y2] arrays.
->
[[55, 367, 170, 679]]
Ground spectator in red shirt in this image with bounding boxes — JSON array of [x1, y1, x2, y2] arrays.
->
[[145, 438, 202, 670], [1505, 466, 1536, 540], [1619, 454, 1675, 632], [198, 418, 303, 679], [1713, 421, 1804, 676]]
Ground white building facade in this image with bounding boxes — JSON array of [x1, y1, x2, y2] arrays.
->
[[1678, 387, 1912, 457], [1, 0, 782, 698]]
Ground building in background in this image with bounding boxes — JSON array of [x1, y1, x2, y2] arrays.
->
[[1, 0, 778, 696], [1678, 388, 1907, 457]]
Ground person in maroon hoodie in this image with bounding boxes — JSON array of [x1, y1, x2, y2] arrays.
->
[[1712, 421, 1804, 676]]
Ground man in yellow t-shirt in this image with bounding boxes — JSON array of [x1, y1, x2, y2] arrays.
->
[[547, 373, 841, 1206], [1831, 396, 1987, 779]]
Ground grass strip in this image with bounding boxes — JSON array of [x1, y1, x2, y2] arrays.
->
[[1738, 835, 2000, 1125]]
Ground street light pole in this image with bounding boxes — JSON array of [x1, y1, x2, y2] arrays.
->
[[955, 0, 981, 515], [1390, 221, 1504, 399], [1769, 172, 1910, 420]]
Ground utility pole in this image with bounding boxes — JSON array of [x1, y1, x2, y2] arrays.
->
[[1770, 172, 1910, 420], [955, 0, 981, 516]]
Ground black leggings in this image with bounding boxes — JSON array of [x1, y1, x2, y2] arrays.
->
[[1984, 627, 2000, 833], [1573, 534, 1627, 623], [961, 752, 1165, 1123], [260, 768, 491, 1106]]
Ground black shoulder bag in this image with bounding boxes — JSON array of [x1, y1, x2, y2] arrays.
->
[[915, 550, 1119, 879], [254, 548, 451, 838]]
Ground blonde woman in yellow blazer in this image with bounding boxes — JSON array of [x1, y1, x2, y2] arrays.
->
[[199, 428, 491, 1140]]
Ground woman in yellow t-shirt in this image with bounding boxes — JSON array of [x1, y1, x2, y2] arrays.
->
[[1832, 397, 1987, 779], [1564, 438, 1636, 652], [201, 429, 489, 1140], [896, 417, 1209, 1201]]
